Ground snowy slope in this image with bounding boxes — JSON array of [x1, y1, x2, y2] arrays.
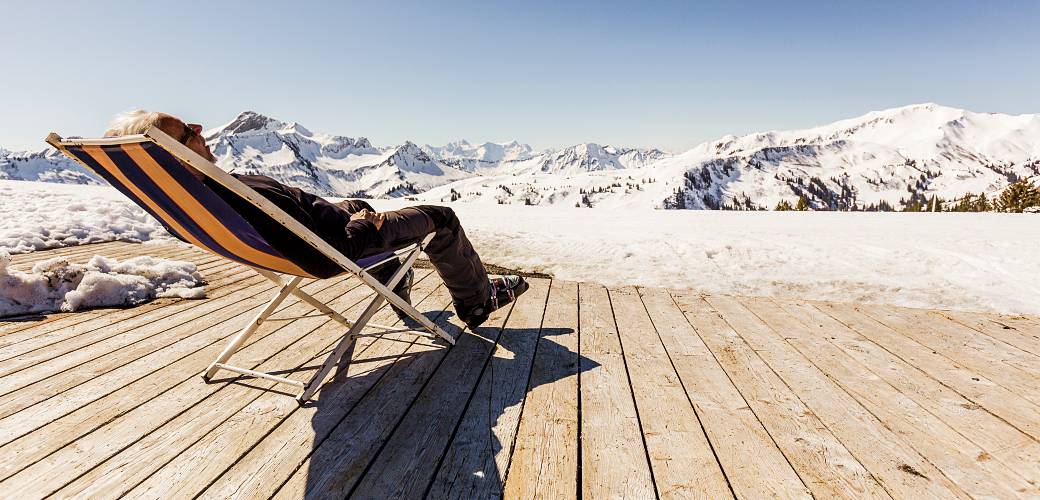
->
[[424, 140, 535, 164], [422, 104, 1040, 209], [4, 104, 1038, 208], [0, 148, 101, 184], [1, 177, 1037, 315], [205, 111, 472, 198]]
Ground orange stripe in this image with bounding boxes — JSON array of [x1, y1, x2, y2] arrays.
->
[[81, 146, 220, 257], [121, 143, 313, 277]]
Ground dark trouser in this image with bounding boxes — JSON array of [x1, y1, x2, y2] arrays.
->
[[338, 200, 490, 311]]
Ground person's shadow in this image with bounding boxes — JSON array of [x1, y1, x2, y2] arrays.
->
[[295, 308, 597, 499]]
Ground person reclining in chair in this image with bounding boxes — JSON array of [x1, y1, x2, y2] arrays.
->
[[104, 110, 528, 329]]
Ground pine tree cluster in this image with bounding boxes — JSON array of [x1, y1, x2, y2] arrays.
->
[[768, 179, 1039, 213]]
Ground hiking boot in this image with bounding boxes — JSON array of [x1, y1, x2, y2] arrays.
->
[[459, 275, 529, 329], [390, 268, 413, 320]]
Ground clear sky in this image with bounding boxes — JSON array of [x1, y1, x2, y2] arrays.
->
[[3, 0, 1037, 152]]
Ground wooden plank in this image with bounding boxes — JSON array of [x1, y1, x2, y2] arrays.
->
[[344, 286, 536, 498], [0, 259, 248, 379], [0, 252, 230, 353], [1, 274, 379, 498], [123, 272, 447, 499], [6, 241, 130, 267], [687, 295, 883, 499], [740, 297, 1036, 497], [815, 302, 1040, 443], [606, 286, 731, 499], [0, 273, 274, 418], [857, 304, 1040, 406], [978, 313, 1040, 338], [575, 282, 656, 499], [0, 276, 354, 480], [683, 295, 966, 499], [425, 278, 552, 499], [939, 310, 1040, 358], [637, 288, 813, 499], [273, 293, 512, 499], [903, 308, 1040, 376], [502, 280, 579, 500], [778, 300, 1040, 489], [4, 243, 191, 277]]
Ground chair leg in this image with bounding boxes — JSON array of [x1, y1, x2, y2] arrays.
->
[[297, 293, 384, 403], [203, 275, 303, 380], [255, 269, 353, 328], [355, 240, 456, 345]]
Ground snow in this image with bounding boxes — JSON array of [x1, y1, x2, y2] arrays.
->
[[419, 104, 1039, 210], [367, 199, 1040, 316], [18, 105, 1038, 211], [0, 180, 174, 253], [0, 178, 1034, 316], [0, 251, 205, 318]]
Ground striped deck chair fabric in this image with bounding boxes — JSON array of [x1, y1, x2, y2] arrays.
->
[[46, 128, 454, 403], [62, 140, 314, 277]]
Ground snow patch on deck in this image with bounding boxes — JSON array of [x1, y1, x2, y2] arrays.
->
[[0, 252, 205, 318]]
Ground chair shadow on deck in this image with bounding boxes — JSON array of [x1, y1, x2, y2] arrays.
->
[[297, 309, 597, 499]]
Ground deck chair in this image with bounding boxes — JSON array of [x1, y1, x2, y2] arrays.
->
[[46, 127, 455, 403]]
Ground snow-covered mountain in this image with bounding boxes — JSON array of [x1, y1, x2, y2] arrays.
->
[[4, 104, 1038, 209], [1, 148, 101, 184], [204, 111, 473, 198], [424, 140, 535, 164], [421, 104, 1040, 209]]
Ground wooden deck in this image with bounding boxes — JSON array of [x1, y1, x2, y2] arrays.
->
[[1, 242, 1038, 499]]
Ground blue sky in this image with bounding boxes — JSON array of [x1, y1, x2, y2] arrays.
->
[[2, 0, 1037, 152]]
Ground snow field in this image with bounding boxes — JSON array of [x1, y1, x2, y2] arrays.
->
[[0, 180, 172, 253], [369, 200, 1040, 315], [0, 179, 1035, 316]]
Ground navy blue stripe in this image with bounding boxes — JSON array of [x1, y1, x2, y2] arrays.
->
[[357, 251, 396, 268], [97, 145, 284, 273], [137, 142, 288, 259], [67, 147, 193, 244]]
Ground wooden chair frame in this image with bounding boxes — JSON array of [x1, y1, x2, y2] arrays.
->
[[46, 127, 455, 403]]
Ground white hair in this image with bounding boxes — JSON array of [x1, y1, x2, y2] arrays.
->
[[105, 109, 163, 137]]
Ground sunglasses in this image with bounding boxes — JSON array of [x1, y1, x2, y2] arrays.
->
[[179, 123, 203, 144]]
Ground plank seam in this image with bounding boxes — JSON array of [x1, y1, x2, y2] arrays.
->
[[0, 278, 359, 477], [499, 278, 553, 488], [604, 288, 660, 500], [421, 302, 519, 499], [636, 288, 736, 498], [40, 284, 372, 497], [734, 298, 953, 498], [812, 303, 1040, 445], [681, 295, 816, 497], [766, 299, 1037, 490], [199, 279, 445, 498]]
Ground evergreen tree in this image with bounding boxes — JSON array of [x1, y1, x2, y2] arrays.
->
[[795, 195, 810, 211], [976, 193, 990, 212], [954, 194, 975, 212], [996, 179, 1040, 213], [775, 199, 793, 211]]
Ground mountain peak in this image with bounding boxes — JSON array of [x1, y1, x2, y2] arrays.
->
[[221, 111, 286, 135]]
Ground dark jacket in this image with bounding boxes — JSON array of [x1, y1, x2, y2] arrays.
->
[[204, 174, 381, 278]]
